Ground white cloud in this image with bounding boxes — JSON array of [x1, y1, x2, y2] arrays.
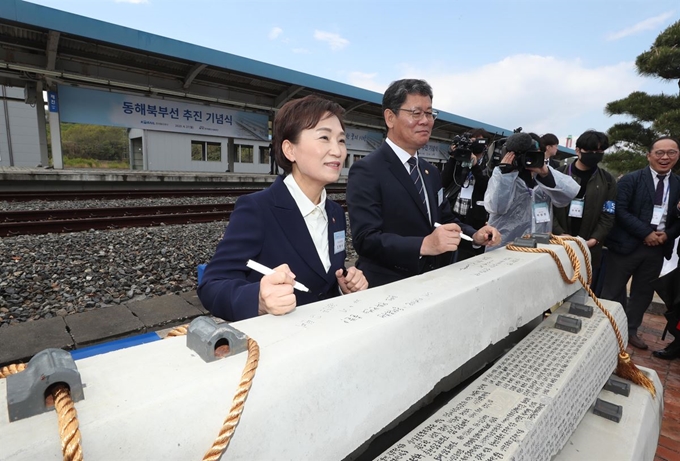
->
[[606, 11, 675, 41], [346, 71, 383, 93], [313, 30, 349, 51], [346, 54, 648, 143], [114, 0, 148, 3], [292, 48, 311, 54], [268, 27, 283, 40]]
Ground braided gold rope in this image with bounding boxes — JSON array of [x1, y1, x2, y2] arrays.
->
[[0, 362, 27, 379], [505, 243, 579, 285], [164, 325, 261, 460], [0, 365, 84, 459], [165, 324, 189, 337], [506, 236, 656, 397], [53, 384, 84, 461], [202, 337, 260, 461], [555, 235, 593, 286]]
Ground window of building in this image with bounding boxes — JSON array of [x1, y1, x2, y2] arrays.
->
[[259, 145, 271, 164], [191, 141, 222, 161], [191, 141, 204, 161], [235, 144, 254, 163], [207, 143, 221, 161]]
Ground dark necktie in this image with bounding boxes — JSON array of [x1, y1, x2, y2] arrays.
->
[[654, 174, 666, 206], [407, 156, 427, 208]]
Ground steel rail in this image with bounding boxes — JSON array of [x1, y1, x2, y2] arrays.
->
[[0, 200, 347, 237], [0, 203, 235, 223], [0, 188, 346, 202], [0, 211, 232, 237]]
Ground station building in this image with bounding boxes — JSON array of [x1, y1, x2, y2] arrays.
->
[[0, 1, 569, 176]]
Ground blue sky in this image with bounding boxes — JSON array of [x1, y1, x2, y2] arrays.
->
[[26, 0, 680, 145]]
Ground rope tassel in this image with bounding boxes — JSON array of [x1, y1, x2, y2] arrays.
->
[[507, 234, 656, 398], [577, 271, 656, 398]]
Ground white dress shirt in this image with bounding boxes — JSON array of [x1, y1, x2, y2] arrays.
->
[[650, 166, 670, 231], [283, 174, 331, 272]]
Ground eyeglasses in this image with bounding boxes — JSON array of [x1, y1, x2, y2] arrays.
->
[[651, 149, 679, 158], [396, 108, 439, 121]]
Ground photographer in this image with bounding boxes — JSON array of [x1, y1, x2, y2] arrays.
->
[[484, 132, 579, 250], [442, 129, 491, 260]]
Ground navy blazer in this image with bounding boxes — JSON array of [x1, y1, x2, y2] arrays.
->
[[197, 176, 347, 321], [605, 168, 680, 259], [346, 141, 476, 287]]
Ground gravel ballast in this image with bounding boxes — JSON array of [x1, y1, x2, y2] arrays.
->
[[1, 195, 354, 328], [0, 222, 226, 327]]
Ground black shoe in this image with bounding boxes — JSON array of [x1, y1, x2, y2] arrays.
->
[[652, 342, 680, 360]]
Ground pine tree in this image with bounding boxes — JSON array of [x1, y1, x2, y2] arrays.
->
[[603, 19, 680, 174]]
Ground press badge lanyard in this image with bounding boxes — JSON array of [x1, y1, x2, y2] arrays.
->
[[459, 172, 474, 200], [531, 187, 550, 225], [651, 182, 670, 227], [566, 163, 597, 219]]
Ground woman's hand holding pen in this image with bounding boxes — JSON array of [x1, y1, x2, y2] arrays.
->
[[257, 263, 297, 316], [336, 267, 369, 294]]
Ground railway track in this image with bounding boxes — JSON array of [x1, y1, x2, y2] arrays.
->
[[0, 200, 347, 237], [0, 188, 347, 202]]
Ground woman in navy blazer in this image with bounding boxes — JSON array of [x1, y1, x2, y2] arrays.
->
[[198, 96, 368, 321]]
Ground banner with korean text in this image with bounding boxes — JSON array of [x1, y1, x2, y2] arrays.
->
[[420, 141, 451, 161], [345, 127, 384, 152], [56, 85, 269, 141]]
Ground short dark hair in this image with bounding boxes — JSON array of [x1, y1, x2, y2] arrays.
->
[[650, 136, 680, 151], [382, 79, 433, 118], [575, 130, 609, 151], [469, 128, 490, 139], [540, 133, 559, 147], [273, 95, 346, 175]]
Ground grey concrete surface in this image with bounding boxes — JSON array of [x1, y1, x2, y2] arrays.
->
[[0, 293, 206, 367]]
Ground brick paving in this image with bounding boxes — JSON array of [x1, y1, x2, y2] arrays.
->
[[633, 311, 680, 461]]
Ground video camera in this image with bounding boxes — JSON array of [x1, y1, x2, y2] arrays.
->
[[513, 150, 545, 169], [488, 138, 507, 169], [451, 132, 487, 163], [488, 130, 545, 172]]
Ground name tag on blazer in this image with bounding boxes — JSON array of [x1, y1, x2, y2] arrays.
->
[[334, 230, 345, 254]]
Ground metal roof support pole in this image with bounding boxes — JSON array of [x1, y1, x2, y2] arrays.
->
[[1, 85, 14, 166], [35, 86, 50, 167], [47, 92, 63, 169]]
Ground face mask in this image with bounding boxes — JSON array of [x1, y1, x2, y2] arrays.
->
[[579, 152, 604, 168], [471, 139, 487, 154]]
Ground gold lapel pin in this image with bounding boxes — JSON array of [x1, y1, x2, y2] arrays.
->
[[425, 169, 429, 175]]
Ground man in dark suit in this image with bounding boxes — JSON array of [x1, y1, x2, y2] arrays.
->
[[601, 136, 680, 350], [346, 79, 500, 287]]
